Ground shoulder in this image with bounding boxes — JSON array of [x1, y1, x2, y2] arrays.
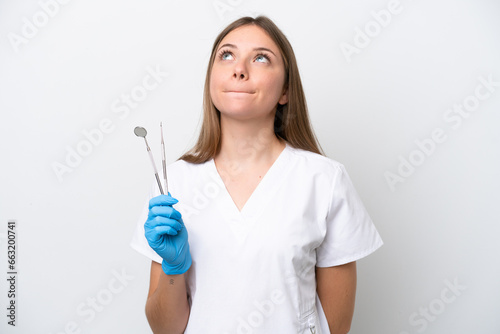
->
[[164, 158, 214, 200], [166, 158, 215, 188], [286, 144, 346, 177]]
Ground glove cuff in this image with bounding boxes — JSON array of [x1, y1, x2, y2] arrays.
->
[[161, 251, 192, 276]]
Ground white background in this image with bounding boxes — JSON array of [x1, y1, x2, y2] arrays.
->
[[1, 0, 499, 333]]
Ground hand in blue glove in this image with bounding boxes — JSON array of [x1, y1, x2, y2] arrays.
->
[[144, 194, 192, 275]]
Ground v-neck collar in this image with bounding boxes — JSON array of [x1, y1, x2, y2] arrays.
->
[[208, 143, 292, 224]]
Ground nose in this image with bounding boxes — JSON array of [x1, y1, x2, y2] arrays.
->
[[234, 72, 246, 80], [233, 61, 248, 80]]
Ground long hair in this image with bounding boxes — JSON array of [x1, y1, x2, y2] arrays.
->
[[180, 16, 323, 163]]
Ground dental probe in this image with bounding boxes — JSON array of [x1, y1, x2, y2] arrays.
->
[[160, 122, 169, 194]]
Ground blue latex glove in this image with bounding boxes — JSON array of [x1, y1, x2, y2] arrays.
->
[[144, 194, 192, 275]]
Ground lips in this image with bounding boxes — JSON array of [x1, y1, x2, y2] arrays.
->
[[223, 90, 255, 94]]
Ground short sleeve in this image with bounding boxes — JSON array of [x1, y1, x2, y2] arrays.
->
[[129, 182, 163, 264], [316, 165, 383, 267]]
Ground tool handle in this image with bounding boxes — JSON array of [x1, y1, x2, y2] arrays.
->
[[147, 146, 164, 195]]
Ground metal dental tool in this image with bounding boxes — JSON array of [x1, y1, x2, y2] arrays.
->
[[134, 126, 164, 195], [160, 122, 169, 194]]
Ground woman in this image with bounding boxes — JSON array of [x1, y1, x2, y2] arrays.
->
[[131, 15, 383, 333]]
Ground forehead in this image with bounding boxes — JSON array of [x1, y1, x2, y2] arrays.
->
[[219, 24, 279, 51]]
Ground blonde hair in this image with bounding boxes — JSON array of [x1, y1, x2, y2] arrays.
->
[[180, 16, 323, 163]]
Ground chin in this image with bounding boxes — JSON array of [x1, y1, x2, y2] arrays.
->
[[217, 104, 254, 116]]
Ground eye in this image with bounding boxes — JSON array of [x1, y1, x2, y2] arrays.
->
[[255, 53, 270, 63], [218, 49, 234, 61]]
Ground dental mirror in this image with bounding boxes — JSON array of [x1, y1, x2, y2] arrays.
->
[[134, 126, 164, 195], [134, 126, 147, 137]]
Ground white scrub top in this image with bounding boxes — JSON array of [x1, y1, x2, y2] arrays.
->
[[130, 143, 383, 333]]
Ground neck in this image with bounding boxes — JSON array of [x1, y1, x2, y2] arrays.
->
[[216, 115, 285, 164]]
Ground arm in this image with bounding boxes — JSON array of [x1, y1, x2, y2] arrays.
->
[[145, 261, 190, 334], [316, 261, 357, 334], [143, 194, 193, 333]]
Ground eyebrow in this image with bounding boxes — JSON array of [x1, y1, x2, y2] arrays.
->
[[218, 43, 277, 57]]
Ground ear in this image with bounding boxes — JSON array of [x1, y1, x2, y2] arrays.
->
[[278, 87, 288, 105]]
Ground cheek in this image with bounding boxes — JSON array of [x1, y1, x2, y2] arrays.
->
[[209, 78, 227, 112], [209, 73, 220, 104], [210, 63, 225, 85], [261, 72, 286, 99]]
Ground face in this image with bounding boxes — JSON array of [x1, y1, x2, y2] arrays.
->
[[209, 25, 288, 122]]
